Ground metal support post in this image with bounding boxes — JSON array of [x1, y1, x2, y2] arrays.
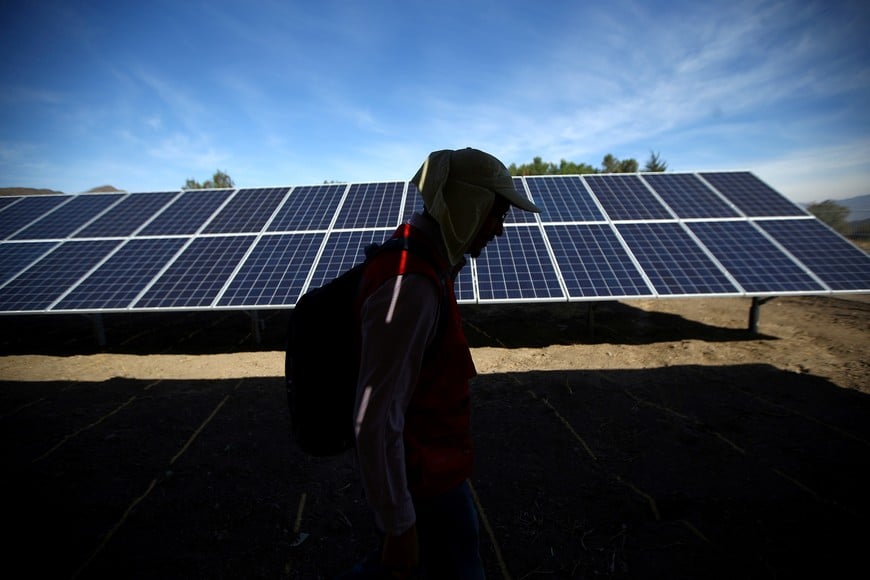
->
[[248, 311, 262, 344], [748, 297, 775, 333], [91, 313, 106, 347], [587, 302, 597, 339]]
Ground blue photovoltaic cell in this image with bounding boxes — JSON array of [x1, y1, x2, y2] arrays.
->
[[506, 177, 539, 224], [12, 194, 123, 240], [585, 174, 672, 220], [203, 187, 290, 234], [334, 182, 405, 229], [0, 241, 58, 285], [307, 229, 392, 291], [0, 197, 20, 212], [688, 221, 824, 293], [268, 184, 346, 232], [617, 222, 738, 295], [475, 226, 563, 301], [0, 196, 69, 239], [453, 267, 475, 303], [134, 235, 256, 308], [757, 219, 870, 291], [525, 175, 603, 223], [53, 238, 188, 310], [701, 172, 805, 217], [139, 189, 234, 235], [402, 182, 425, 223], [642, 173, 739, 219], [74, 192, 178, 238], [0, 239, 120, 311], [218, 233, 323, 307], [545, 224, 652, 298]]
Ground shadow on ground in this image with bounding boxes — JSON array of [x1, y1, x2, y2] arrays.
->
[[3, 363, 867, 579], [0, 300, 769, 356]]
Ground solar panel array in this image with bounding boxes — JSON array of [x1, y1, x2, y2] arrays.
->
[[0, 172, 868, 314]]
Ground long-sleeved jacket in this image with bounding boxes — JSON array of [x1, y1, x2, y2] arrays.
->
[[353, 214, 476, 535]]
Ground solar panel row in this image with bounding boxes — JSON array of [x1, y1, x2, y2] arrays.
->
[[0, 172, 867, 314]]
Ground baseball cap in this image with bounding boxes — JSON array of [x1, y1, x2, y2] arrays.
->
[[446, 148, 541, 213]]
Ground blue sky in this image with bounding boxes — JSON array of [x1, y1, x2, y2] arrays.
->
[[1, 0, 868, 203]]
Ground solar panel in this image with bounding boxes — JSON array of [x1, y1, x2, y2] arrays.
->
[[0, 239, 120, 311], [641, 173, 739, 219], [11, 194, 123, 240], [585, 174, 672, 220], [700, 172, 806, 217], [507, 178, 539, 224], [134, 235, 255, 309], [74, 192, 179, 238], [203, 187, 289, 234], [524, 175, 604, 222], [616, 222, 739, 295], [402, 183, 425, 223], [757, 219, 870, 291], [475, 226, 564, 302], [139, 189, 234, 235], [217, 233, 323, 307], [452, 267, 475, 303], [268, 184, 345, 232], [687, 221, 825, 293], [0, 241, 59, 285], [0, 197, 20, 212], [0, 195, 69, 239], [53, 238, 188, 310], [306, 229, 392, 291], [334, 182, 405, 229], [545, 224, 653, 299], [0, 171, 866, 317]]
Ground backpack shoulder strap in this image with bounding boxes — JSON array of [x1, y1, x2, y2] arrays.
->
[[363, 224, 448, 296], [356, 224, 451, 328]]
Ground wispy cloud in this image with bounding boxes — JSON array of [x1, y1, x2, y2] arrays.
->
[[1, 0, 867, 199], [131, 68, 208, 132], [148, 133, 231, 172], [0, 86, 66, 106], [751, 138, 870, 202]]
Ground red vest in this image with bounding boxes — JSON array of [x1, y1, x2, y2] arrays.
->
[[358, 224, 477, 498]]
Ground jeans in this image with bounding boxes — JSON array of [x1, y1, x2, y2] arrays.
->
[[337, 480, 485, 579]]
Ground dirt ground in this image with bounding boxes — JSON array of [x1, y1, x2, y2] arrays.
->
[[1, 294, 868, 579]]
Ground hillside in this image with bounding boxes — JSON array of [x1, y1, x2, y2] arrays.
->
[[835, 193, 870, 222], [0, 185, 125, 196], [0, 187, 66, 196]]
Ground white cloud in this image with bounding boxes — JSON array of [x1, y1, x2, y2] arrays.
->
[[147, 133, 231, 174], [750, 140, 870, 202], [0, 86, 66, 106]]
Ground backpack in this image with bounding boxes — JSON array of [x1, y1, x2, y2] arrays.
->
[[285, 234, 445, 456]]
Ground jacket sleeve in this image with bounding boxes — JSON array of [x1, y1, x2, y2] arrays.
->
[[354, 272, 441, 535]]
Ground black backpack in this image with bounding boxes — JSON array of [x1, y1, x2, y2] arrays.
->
[[285, 236, 444, 456]]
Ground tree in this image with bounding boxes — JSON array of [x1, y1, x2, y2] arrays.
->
[[807, 200, 850, 235], [509, 155, 625, 176], [601, 154, 638, 173], [558, 159, 598, 175], [184, 170, 235, 189], [508, 152, 668, 176], [643, 151, 668, 172], [508, 156, 557, 176]]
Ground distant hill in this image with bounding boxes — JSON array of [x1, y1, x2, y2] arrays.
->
[[837, 194, 870, 222], [0, 187, 65, 196], [0, 185, 125, 196], [85, 185, 125, 193]]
